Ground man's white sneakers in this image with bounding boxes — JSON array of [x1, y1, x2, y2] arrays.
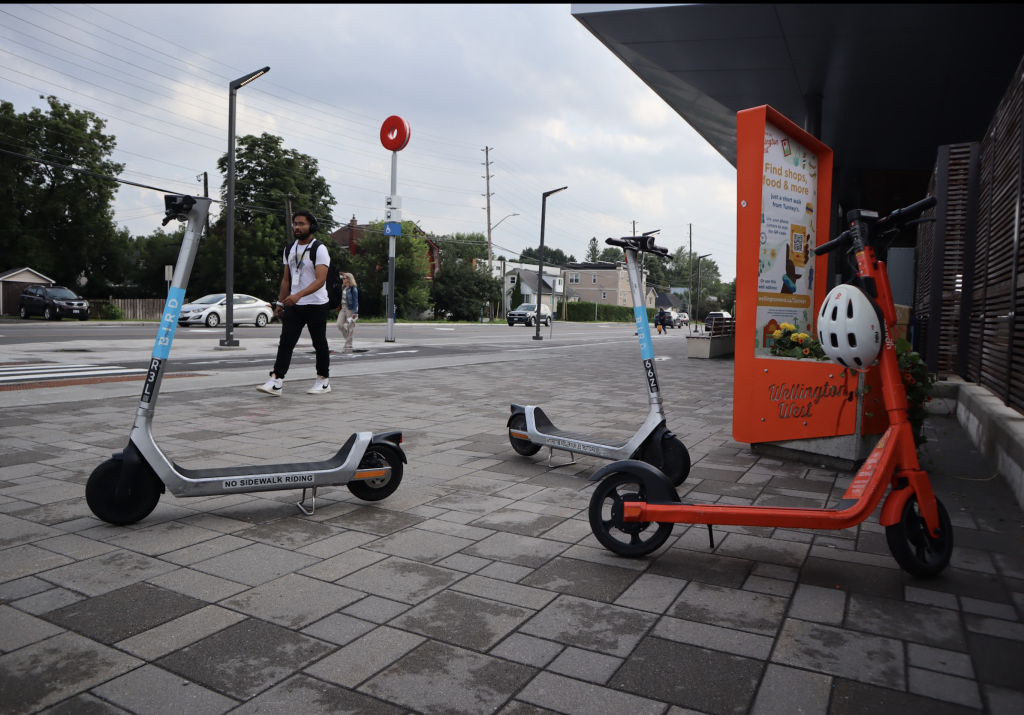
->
[[307, 377, 331, 394], [257, 377, 283, 396]]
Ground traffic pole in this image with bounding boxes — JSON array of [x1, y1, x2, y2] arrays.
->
[[380, 115, 410, 343]]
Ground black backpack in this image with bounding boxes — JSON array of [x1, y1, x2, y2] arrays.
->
[[285, 239, 343, 310]]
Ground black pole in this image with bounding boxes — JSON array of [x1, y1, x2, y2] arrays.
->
[[220, 85, 238, 347], [534, 195, 547, 341]]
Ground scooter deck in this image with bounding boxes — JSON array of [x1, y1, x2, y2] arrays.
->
[[515, 407, 632, 449], [172, 435, 356, 480]]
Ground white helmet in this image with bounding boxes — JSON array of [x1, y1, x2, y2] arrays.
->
[[817, 285, 883, 371]]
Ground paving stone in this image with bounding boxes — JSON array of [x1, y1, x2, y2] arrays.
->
[[610, 637, 762, 714], [0, 632, 141, 713], [648, 548, 753, 588], [37, 692, 131, 714], [714, 532, 809, 567], [145, 568, 248, 602], [476, 561, 534, 582], [798, 557, 903, 600], [520, 556, 640, 603], [907, 642, 975, 678], [44, 582, 205, 644], [949, 546, 997, 574], [908, 667, 983, 709], [363, 527, 475, 563], [469, 508, 565, 537], [304, 626, 424, 688], [788, 583, 846, 626], [0, 604, 63, 653], [158, 618, 335, 700], [361, 639, 535, 715], [966, 631, 1024, 690], [462, 532, 568, 568], [11, 587, 84, 615], [115, 605, 246, 660], [829, 677, 981, 715], [557, 542, 653, 572], [496, 702, 559, 715], [960, 596, 1018, 621], [298, 547, 388, 582], [750, 562, 800, 582], [1, 544, 74, 583], [451, 574, 558, 610], [326, 506, 424, 535], [223, 573, 363, 628], [39, 549, 176, 596], [408, 518, 496, 541], [234, 518, 340, 550], [301, 613, 376, 646], [983, 684, 1024, 715], [392, 590, 533, 650], [743, 575, 795, 597], [653, 616, 774, 659], [191, 543, 319, 587], [340, 595, 409, 623], [772, 618, 904, 689], [614, 574, 688, 614], [670, 582, 787, 636], [846, 593, 966, 650], [160, 534, 252, 567], [0, 576, 51, 604], [488, 633, 564, 667], [547, 646, 623, 685], [750, 663, 831, 715], [519, 595, 656, 657], [965, 613, 1024, 642], [337, 557, 463, 605], [435, 553, 492, 573], [230, 673, 404, 714], [524, 668, 674, 715], [0, 516, 62, 549], [36, 533, 117, 560], [905, 585, 959, 610], [294, 529, 377, 558], [104, 521, 223, 557], [92, 664, 238, 715]]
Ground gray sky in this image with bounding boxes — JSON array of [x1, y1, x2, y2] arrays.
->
[[0, 4, 737, 279]]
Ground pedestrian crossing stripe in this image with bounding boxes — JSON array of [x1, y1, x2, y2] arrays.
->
[[0, 363, 148, 383]]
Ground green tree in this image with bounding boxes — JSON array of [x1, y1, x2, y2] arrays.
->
[[520, 245, 575, 267], [191, 133, 338, 300], [349, 220, 429, 317], [0, 96, 131, 295], [130, 224, 185, 298], [597, 247, 623, 263], [586, 237, 600, 262], [509, 275, 523, 309], [430, 235, 502, 321]]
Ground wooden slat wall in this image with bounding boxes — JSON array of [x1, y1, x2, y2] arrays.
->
[[967, 58, 1024, 414], [90, 299, 165, 321]]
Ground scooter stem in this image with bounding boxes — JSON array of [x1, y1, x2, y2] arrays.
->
[[623, 247, 665, 414]]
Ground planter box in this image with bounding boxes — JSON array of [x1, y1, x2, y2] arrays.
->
[[687, 335, 734, 359]]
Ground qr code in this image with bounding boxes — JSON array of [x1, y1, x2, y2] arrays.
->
[[792, 231, 805, 253]]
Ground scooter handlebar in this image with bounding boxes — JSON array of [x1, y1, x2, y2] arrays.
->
[[814, 230, 852, 256], [878, 196, 937, 229], [606, 236, 669, 256]]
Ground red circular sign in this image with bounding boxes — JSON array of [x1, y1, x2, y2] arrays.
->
[[380, 115, 411, 151]]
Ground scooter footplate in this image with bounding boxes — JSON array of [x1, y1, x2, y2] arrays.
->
[[542, 427, 630, 449], [174, 435, 356, 480]]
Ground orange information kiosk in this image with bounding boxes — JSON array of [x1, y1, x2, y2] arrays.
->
[[733, 106, 886, 445]]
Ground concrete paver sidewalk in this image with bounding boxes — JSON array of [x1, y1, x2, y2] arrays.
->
[[0, 338, 1022, 714]]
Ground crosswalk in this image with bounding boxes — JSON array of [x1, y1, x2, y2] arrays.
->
[[0, 363, 148, 384]]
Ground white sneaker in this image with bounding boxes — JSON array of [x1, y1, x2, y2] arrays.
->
[[307, 377, 331, 394], [257, 377, 283, 396]]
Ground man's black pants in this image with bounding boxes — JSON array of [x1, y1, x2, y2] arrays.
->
[[273, 303, 329, 379]]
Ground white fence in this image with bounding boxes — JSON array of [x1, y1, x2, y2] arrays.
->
[[90, 298, 166, 321]]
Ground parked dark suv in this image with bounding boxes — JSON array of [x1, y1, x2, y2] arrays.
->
[[19, 285, 90, 320]]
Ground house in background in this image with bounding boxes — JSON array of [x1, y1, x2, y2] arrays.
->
[[562, 261, 648, 307], [0, 267, 54, 316], [329, 215, 441, 279], [503, 268, 577, 313], [654, 291, 683, 311]]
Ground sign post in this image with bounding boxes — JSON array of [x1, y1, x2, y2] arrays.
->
[[380, 115, 411, 343]]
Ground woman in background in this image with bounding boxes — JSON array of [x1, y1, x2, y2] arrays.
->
[[336, 272, 359, 354]]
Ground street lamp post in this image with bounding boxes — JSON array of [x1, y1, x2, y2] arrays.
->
[[534, 187, 567, 341], [220, 66, 270, 348], [696, 253, 711, 333]]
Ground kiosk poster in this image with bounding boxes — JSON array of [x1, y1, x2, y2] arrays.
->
[[756, 123, 818, 357]]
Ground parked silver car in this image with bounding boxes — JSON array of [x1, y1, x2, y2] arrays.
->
[[507, 303, 552, 327], [178, 294, 273, 328]]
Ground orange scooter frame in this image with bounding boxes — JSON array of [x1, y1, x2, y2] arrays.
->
[[590, 198, 953, 578]]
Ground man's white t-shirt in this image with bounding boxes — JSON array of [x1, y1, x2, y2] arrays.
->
[[285, 240, 330, 306]]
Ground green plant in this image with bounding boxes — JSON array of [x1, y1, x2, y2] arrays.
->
[[95, 302, 124, 320], [895, 337, 937, 446], [769, 322, 827, 360]]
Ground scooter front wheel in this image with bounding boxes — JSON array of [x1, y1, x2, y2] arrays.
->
[[348, 444, 403, 501], [589, 473, 674, 557], [86, 458, 162, 526], [886, 494, 953, 578], [508, 414, 541, 456]]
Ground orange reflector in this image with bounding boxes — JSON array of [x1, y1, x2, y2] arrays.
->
[[509, 431, 529, 440], [353, 469, 388, 480]]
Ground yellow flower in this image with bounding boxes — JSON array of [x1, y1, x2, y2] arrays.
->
[[772, 330, 782, 339], [780, 323, 795, 331]]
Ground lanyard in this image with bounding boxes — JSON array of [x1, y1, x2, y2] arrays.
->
[[293, 241, 313, 273]]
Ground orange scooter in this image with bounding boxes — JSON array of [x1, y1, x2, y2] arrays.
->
[[588, 196, 953, 578]]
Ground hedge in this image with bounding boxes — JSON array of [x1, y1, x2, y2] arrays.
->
[[563, 301, 657, 323]]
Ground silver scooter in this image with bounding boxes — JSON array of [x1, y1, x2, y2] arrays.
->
[[86, 195, 406, 525], [507, 236, 690, 486]]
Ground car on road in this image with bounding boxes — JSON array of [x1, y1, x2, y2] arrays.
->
[[178, 294, 273, 328], [19, 285, 90, 321], [507, 303, 552, 327], [674, 310, 689, 328]]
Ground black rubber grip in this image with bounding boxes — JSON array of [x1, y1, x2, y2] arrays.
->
[[605, 237, 629, 247], [815, 234, 846, 256], [880, 196, 937, 228]]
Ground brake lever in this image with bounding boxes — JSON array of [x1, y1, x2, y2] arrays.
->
[[904, 217, 936, 228]]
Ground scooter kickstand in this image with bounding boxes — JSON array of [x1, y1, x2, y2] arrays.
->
[[707, 524, 715, 549], [296, 486, 318, 516], [547, 446, 578, 468]]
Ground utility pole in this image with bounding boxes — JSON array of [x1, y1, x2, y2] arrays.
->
[[632, 220, 637, 237], [696, 253, 711, 332], [482, 147, 493, 272], [284, 195, 293, 245], [200, 172, 210, 238], [688, 223, 693, 322]]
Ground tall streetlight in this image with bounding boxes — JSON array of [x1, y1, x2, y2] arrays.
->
[[492, 213, 518, 231], [696, 253, 711, 332], [534, 187, 567, 341], [220, 66, 270, 348]]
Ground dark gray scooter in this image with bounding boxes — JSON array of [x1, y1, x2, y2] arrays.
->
[[86, 195, 406, 525], [507, 235, 690, 486]]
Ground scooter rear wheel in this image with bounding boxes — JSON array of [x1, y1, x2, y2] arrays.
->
[[508, 414, 541, 456], [885, 494, 953, 578], [85, 458, 162, 526], [347, 444, 403, 501], [589, 473, 674, 557]]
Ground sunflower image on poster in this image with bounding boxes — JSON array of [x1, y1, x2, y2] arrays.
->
[[755, 122, 817, 357]]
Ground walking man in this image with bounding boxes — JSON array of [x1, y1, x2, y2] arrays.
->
[[257, 210, 331, 396], [336, 272, 359, 354]]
